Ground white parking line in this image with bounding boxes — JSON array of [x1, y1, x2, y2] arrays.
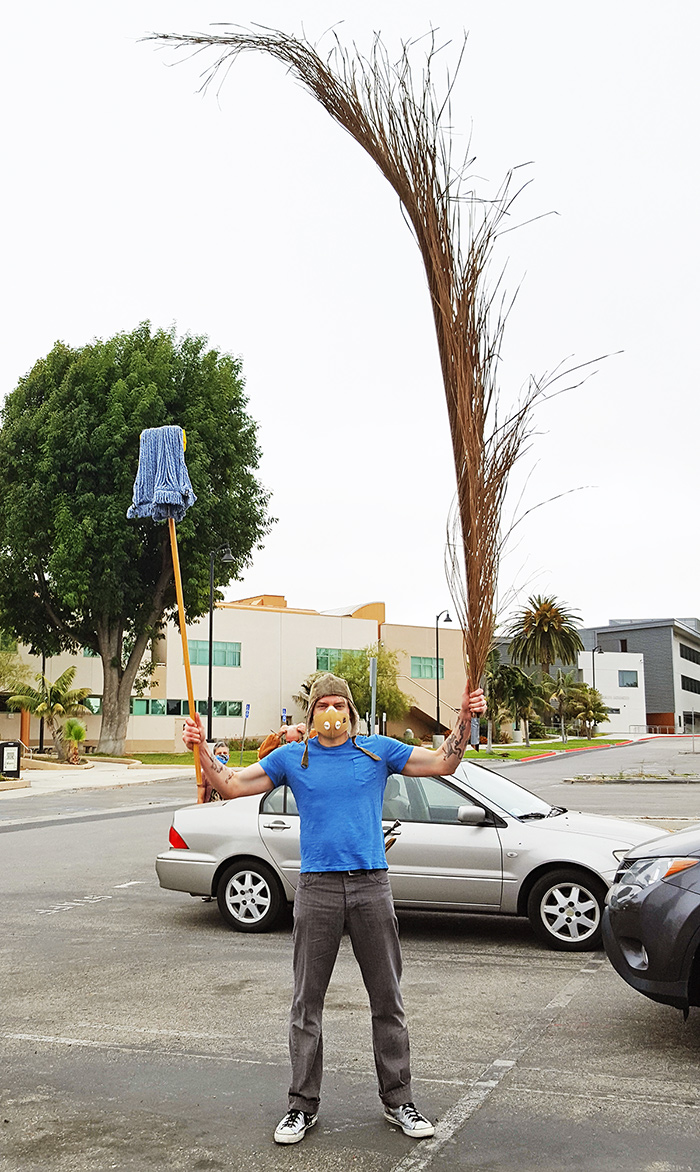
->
[[36, 895, 113, 915], [388, 956, 608, 1172]]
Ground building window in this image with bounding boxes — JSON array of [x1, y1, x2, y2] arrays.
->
[[165, 698, 242, 717], [213, 700, 243, 717], [681, 675, 700, 696], [83, 696, 102, 715], [619, 639, 627, 653], [128, 698, 168, 715], [316, 648, 362, 672], [83, 647, 99, 658], [605, 707, 621, 715], [680, 643, 700, 666], [618, 670, 638, 688], [187, 640, 241, 667], [410, 656, 444, 680]]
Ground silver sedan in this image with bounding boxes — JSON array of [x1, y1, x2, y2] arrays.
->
[[156, 760, 667, 951]]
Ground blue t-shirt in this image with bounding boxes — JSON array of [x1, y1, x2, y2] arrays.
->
[[260, 735, 413, 873]]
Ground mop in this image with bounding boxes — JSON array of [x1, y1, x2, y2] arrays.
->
[[127, 425, 206, 802]]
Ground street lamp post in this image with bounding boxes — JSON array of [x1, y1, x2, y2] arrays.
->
[[435, 610, 452, 732], [207, 545, 235, 741], [38, 650, 46, 753]]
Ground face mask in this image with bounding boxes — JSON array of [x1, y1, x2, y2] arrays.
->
[[214, 752, 229, 765], [313, 705, 349, 739]]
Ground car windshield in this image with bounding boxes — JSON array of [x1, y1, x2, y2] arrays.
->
[[454, 761, 552, 819]]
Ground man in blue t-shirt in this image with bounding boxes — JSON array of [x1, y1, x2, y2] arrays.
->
[[183, 671, 486, 1146]]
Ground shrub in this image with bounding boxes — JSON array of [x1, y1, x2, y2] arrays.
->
[[226, 737, 263, 752]]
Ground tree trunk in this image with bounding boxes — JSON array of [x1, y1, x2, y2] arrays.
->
[[95, 551, 173, 756], [560, 713, 567, 743], [96, 624, 153, 755], [47, 717, 66, 762], [523, 718, 530, 747], [486, 719, 493, 752]]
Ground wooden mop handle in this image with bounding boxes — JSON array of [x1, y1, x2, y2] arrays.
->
[[168, 517, 206, 803]]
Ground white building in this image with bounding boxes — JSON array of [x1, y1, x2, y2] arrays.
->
[[577, 649, 647, 736], [4, 596, 467, 753]]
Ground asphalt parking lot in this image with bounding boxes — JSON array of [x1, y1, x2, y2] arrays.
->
[[1, 744, 700, 1171]]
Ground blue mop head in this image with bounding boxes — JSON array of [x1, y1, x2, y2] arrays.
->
[[127, 426, 196, 522]]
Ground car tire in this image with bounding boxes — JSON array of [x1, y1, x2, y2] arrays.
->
[[216, 860, 284, 933], [526, 868, 607, 951]]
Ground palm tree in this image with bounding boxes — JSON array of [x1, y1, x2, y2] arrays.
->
[[573, 686, 609, 740], [506, 594, 584, 677], [63, 717, 87, 764], [485, 650, 539, 745], [7, 667, 91, 761], [543, 669, 580, 743]]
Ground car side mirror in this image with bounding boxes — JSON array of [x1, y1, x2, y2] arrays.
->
[[457, 804, 488, 826]]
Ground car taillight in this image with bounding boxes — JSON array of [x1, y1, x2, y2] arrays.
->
[[169, 826, 189, 850]]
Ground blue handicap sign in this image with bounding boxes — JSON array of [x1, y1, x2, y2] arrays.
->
[[245, 703, 250, 719]]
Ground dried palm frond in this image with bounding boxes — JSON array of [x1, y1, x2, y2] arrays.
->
[[146, 24, 595, 703]]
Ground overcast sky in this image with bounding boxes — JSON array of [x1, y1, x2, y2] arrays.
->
[[3, 2, 698, 633]]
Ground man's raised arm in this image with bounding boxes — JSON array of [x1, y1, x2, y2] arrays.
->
[[401, 684, 487, 778], [183, 713, 274, 801]]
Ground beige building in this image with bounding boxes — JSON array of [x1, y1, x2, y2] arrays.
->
[[3, 596, 467, 753]]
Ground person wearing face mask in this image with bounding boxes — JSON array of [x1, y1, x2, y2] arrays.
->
[[213, 741, 230, 765], [182, 671, 486, 1146]]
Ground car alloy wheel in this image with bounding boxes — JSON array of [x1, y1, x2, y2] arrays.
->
[[216, 860, 284, 933], [526, 868, 606, 951]]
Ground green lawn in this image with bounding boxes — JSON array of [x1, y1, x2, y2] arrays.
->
[[130, 751, 260, 767], [468, 737, 628, 762], [124, 740, 628, 768]]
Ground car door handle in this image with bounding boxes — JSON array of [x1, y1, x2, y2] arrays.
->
[[263, 820, 292, 830]]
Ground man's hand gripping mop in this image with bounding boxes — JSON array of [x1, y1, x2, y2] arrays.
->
[[127, 425, 206, 803]]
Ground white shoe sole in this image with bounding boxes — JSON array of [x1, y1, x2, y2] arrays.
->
[[274, 1114, 318, 1144], [384, 1110, 434, 1138]]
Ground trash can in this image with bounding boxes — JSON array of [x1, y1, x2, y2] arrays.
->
[[0, 741, 22, 779]]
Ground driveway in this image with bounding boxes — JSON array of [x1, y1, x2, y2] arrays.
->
[[486, 737, 700, 828], [2, 788, 700, 1171]]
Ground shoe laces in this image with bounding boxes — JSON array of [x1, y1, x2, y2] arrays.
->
[[281, 1110, 304, 1128], [400, 1103, 423, 1123]]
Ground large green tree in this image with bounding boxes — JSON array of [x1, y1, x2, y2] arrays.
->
[[294, 646, 412, 733], [506, 594, 584, 677], [332, 645, 412, 730], [0, 323, 272, 754]]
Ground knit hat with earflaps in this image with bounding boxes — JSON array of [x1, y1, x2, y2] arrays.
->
[[301, 672, 381, 768]]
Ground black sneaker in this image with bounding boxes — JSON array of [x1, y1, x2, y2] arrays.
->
[[273, 1108, 318, 1145], [384, 1102, 434, 1138]]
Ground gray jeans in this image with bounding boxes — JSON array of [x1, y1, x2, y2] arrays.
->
[[288, 869, 412, 1113]]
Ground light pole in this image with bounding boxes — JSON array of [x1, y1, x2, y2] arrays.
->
[[435, 610, 452, 732], [208, 545, 235, 741], [591, 645, 603, 693], [38, 650, 46, 753]]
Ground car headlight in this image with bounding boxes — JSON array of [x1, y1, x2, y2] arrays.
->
[[608, 857, 699, 908]]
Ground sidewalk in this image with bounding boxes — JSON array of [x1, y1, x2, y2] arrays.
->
[[0, 760, 194, 801]]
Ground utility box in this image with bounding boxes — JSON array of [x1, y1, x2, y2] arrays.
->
[[0, 741, 21, 779]]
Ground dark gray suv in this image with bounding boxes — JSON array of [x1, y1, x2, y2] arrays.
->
[[603, 823, 700, 1014]]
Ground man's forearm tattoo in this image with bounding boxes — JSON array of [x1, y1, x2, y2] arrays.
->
[[204, 753, 233, 794], [442, 716, 469, 762]]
